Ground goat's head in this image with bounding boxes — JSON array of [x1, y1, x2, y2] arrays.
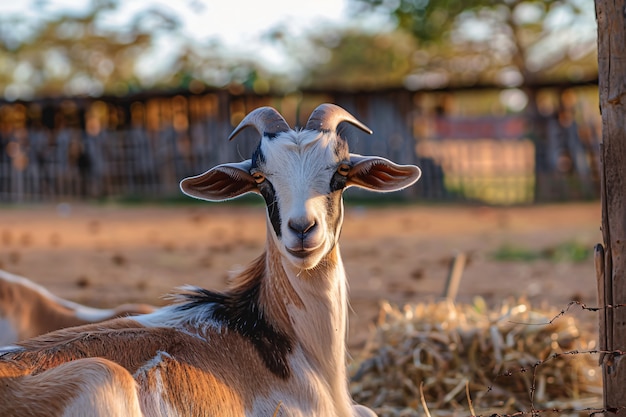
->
[[180, 103, 421, 270]]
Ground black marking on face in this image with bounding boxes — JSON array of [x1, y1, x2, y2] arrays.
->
[[326, 189, 344, 240], [174, 286, 293, 379], [259, 181, 282, 239], [330, 163, 350, 192], [251, 145, 266, 168], [250, 144, 282, 238]]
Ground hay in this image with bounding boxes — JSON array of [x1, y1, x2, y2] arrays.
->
[[349, 298, 602, 417]]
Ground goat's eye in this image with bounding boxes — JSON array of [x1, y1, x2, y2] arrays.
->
[[336, 164, 351, 176], [252, 172, 265, 184]]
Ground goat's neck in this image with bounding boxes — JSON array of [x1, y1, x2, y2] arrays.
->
[[261, 236, 350, 401]]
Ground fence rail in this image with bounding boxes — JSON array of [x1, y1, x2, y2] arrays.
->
[[0, 88, 601, 204]]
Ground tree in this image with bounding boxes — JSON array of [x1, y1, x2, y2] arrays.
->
[[0, 0, 276, 99], [351, 0, 597, 90], [0, 0, 187, 98], [275, 29, 418, 91]]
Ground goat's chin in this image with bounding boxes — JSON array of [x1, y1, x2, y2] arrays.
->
[[283, 246, 327, 270]]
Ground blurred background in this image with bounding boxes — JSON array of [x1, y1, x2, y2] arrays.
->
[[0, 1, 604, 413], [0, 0, 598, 205]]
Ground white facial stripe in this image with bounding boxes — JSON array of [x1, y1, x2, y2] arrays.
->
[[260, 131, 342, 201], [255, 131, 346, 269]]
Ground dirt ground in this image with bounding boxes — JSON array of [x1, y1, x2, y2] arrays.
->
[[0, 201, 602, 349]]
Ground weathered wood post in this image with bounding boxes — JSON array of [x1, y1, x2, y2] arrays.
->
[[595, 0, 626, 413]]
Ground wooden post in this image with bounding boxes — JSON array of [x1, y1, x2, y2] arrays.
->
[[442, 251, 466, 302], [596, 0, 626, 414]]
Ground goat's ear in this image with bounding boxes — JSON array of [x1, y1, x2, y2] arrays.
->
[[180, 160, 258, 201], [347, 154, 421, 192]]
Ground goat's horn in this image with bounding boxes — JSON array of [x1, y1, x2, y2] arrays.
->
[[305, 103, 373, 135], [228, 107, 290, 141]]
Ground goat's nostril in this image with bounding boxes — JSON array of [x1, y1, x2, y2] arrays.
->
[[288, 219, 316, 236], [303, 221, 316, 234]]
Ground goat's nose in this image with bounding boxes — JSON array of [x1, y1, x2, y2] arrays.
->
[[288, 218, 317, 237]]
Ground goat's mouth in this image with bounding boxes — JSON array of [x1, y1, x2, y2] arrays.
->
[[286, 247, 314, 258], [285, 241, 324, 259]]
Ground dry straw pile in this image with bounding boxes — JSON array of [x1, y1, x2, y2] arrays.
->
[[349, 298, 602, 417]]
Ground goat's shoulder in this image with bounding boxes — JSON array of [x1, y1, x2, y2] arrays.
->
[[2, 281, 295, 379], [161, 283, 295, 379]]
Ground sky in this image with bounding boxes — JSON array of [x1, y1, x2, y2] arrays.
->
[[0, 0, 352, 40], [101, 0, 353, 59], [1, 1, 353, 60]]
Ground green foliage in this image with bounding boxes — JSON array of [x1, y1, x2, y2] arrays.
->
[[1, 1, 173, 98], [351, 0, 597, 88], [0, 1, 273, 99], [353, 0, 592, 45], [492, 240, 591, 263], [491, 243, 541, 262], [355, 0, 489, 43], [301, 30, 418, 90], [544, 240, 591, 263]]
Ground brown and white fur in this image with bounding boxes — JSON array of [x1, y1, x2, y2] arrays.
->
[[0, 104, 421, 417], [0, 269, 155, 346]]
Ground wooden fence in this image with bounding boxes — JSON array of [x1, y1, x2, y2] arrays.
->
[[0, 87, 600, 204]]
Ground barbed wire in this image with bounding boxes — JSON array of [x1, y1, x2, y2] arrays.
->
[[508, 300, 626, 327], [468, 407, 624, 417], [361, 298, 625, 417], [476, 300, 626, 417]]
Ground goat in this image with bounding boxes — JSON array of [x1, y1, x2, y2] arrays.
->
[[0, 269, 155, 346], [0, 103, 421, 417]]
